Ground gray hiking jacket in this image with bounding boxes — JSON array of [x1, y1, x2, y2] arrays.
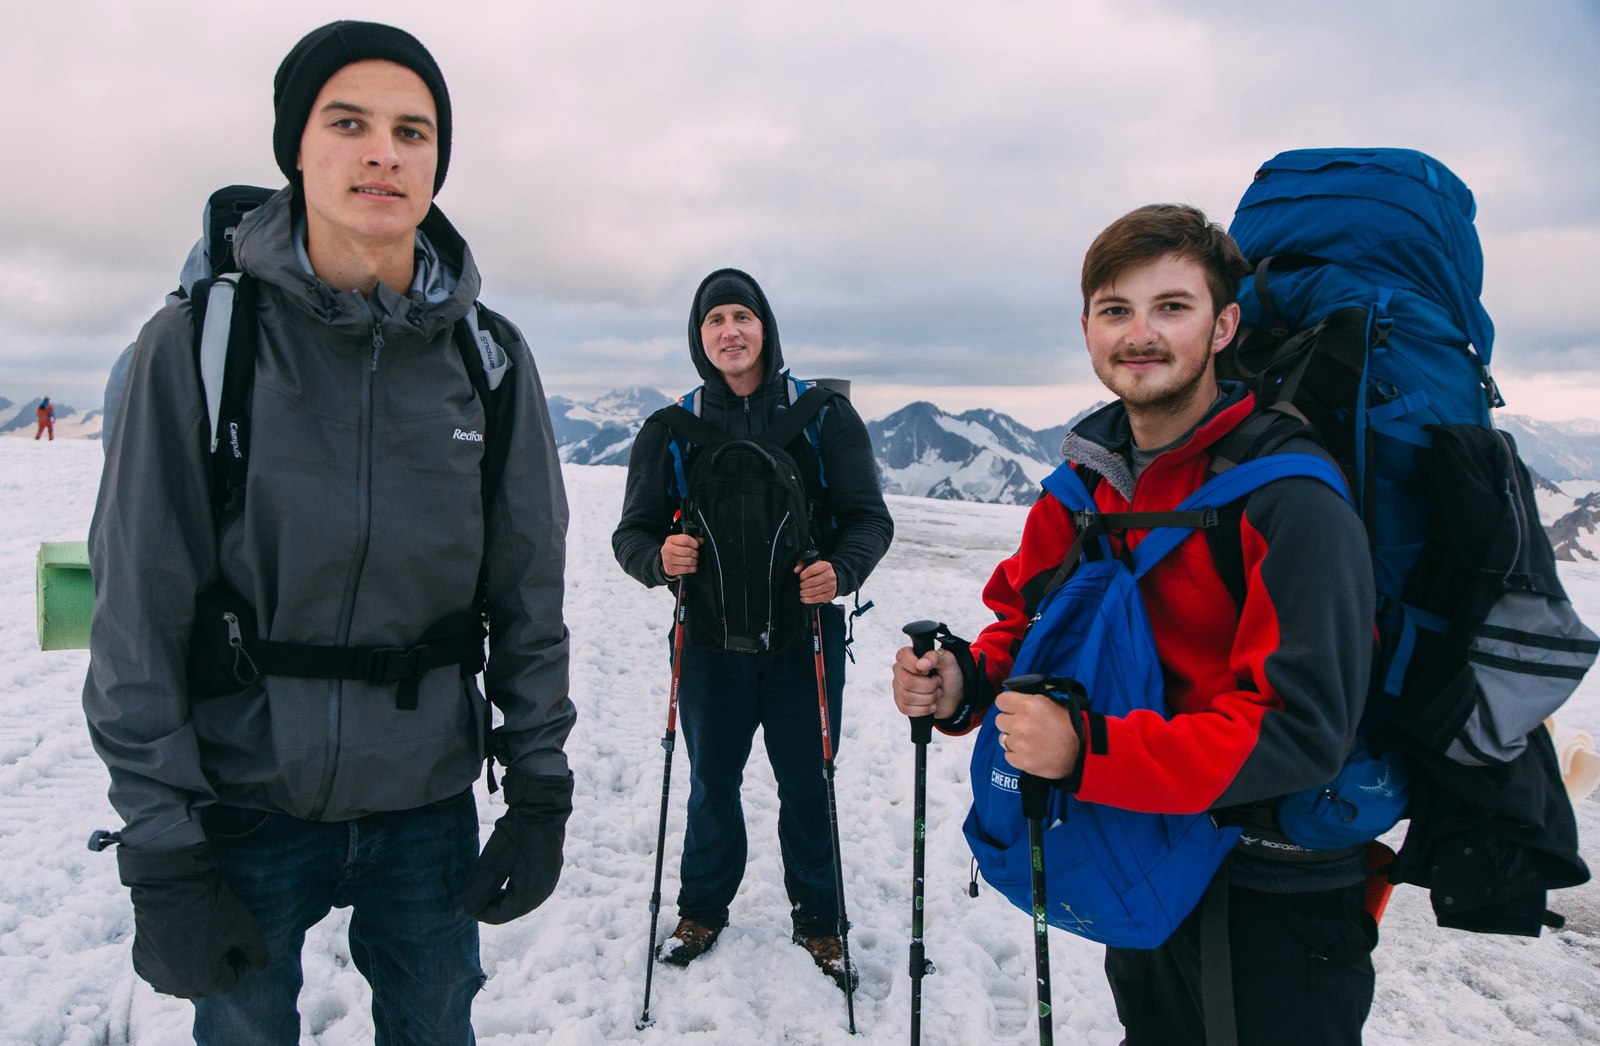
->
[[83, 189, 573, 850]]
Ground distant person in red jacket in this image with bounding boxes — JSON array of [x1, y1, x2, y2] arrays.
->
[[35, 398, 54, 440]]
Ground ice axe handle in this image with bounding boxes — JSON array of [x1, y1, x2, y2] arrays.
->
[[902, 619, 942, 745]]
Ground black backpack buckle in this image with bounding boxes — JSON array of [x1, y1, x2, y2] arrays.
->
[[367, 644, 429, 685]]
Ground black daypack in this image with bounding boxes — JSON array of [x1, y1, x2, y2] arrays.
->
[[165, 186, 516, 713], [652, 386, 836, 653]]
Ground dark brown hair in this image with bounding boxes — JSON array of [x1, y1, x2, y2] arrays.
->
[[1080, 204, 1249, 317]]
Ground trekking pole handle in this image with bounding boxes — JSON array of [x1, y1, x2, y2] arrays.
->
[[1002, 673, 1076, 822], [903, 620, 943, 745]]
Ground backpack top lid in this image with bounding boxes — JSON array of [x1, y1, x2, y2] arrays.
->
[[1229, 148, 1495, 364]]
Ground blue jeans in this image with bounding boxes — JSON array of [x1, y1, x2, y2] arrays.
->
[[193, 792, 483, 1045], [675, 602, 846, 937]]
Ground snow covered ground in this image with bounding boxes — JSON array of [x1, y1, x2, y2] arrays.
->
[[1, 438, 1597, 1045]]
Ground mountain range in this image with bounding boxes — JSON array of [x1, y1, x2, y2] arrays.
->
[[10, 386, 1600, 561], [547, 388, 1600, 562]]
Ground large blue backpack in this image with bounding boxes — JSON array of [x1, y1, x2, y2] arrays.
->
[[1221, 148, 1595, 931], [962, 453, 1351, 949]]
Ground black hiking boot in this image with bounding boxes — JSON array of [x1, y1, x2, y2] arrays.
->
[[657, 918, 720, 967], [793, 932, 859, 992]]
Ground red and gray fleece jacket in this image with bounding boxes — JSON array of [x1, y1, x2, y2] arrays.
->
[[940, 387, 1376, 817]]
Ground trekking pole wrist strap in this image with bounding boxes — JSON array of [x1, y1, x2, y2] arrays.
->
[[1053, 704, 1093, 794], [930, 630, 986, 732]]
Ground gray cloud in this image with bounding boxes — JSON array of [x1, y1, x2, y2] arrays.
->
[[3, 0, 1597, 423]]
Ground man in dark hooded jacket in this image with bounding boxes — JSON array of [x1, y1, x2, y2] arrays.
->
[[613, 268, 892, 991]]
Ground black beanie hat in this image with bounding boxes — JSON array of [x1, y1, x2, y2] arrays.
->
[[273, 21, 452, 195], [695, 271, 764, 324]]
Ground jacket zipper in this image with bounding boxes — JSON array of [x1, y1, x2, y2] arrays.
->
[[1495, 429, 1531, 589], [309, 320, 384, 819]]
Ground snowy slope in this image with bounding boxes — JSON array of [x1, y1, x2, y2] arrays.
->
[[1, 440, 1598, 1044]]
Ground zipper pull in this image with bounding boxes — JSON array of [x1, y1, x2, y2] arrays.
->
[[371, 324, 385, 370], [223, 611, 261, 685]]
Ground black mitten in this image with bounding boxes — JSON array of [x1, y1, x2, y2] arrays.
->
[[116, 843, 270, 998], [462, 771, 575, 925]]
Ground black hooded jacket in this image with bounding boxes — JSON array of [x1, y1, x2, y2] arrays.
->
[[612, 269, 893, 600]]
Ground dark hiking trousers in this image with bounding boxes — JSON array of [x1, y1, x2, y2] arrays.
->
[[1105, 878, 1377, 1046], [675, 602, 846, 938]]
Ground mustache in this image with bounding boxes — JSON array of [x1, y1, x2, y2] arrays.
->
[[1111, 348, 1174, 364]]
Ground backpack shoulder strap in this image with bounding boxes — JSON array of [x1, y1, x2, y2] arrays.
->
[[451, 304, 518, 617], [1202, 408, 1329, 605], [452, 305, 514, 508], [784, 371, 830, 486], [190, 272, 258, 519], [1132, 452, 1350, 580], [654, 403, 735, 452], [762, 385, 835, 450], [462, 302, 512, 391], [655, 392, 720, 501], [1025, 462, 1117, 615], [1040, 458, 1097, 510]]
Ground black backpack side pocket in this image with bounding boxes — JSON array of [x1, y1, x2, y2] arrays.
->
[[1394, 425, 1599, 763]]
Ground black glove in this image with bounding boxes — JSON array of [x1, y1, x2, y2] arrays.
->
[[116, 842, 270, 999], [463, 771, 574, 925]]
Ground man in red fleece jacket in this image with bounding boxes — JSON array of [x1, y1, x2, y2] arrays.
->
[[891, 204, 1377, 1046]]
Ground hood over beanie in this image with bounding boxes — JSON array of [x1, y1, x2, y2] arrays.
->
[[687, 268, 784, 387], [273, 21, 453, 196]]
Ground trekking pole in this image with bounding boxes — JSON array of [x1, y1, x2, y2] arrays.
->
[[1003, 673, 1059, 1046], [902, 619, 943, 1046], [809, 554, 857, 1034], [637, 560, 692, 1030], [1019, 770, 1054, 1046]]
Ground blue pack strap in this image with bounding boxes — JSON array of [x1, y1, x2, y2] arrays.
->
[[1040, 459, 1096, 510], [1039, 462, 1117, 568], [667, 437, 690, 499], [786, 371, 828, 488], [1131, 454, 1349, 579], [1367, 390, 1435, 449], [665, 385, 704, 499], [1370, 287, 1395, 347], [1383, 601, 1450, 698]]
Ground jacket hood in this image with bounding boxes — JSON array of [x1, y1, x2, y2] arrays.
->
[[686, 267, 784, 389], [230, 187, 482, 339]]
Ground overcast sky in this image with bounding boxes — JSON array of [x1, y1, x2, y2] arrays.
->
[[3, 0, 1596, 428]]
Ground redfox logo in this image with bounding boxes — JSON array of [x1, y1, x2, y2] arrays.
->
[[452, 428, 484, 443]]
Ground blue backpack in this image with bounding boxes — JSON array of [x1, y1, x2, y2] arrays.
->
[[1221, 149, 1595, 929], [962, 453, 1351, 949]]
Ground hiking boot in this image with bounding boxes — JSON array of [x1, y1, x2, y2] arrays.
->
[[657, 918, 720, 967], [793, 932, 859, 992]]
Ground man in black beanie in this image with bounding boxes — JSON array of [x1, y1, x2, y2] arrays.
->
[[613, 270, 893, 992], [84, 22, 574, 1044]]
